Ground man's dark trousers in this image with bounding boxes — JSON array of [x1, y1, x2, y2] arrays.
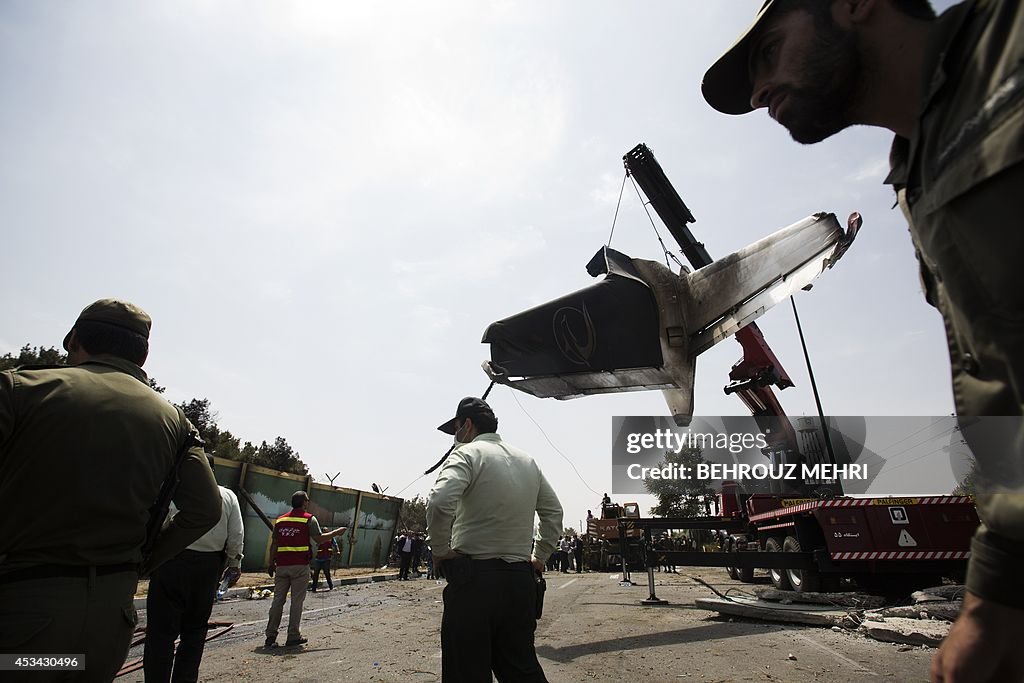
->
[[143, 549, 224, 682], [398, 551, 412, 580], [441, 560, 546, 683]]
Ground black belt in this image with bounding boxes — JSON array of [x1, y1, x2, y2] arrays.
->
[[0, 563, 138, 584], [472, 559, 531, 572]]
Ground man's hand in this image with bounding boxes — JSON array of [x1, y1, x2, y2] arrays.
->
[[930, 592, 1024, 682], [267, 564, 275, 578], [530, 558, 545, 575], [433, 550, 461, 579]]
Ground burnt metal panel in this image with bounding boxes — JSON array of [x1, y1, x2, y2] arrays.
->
[[483, 247, 663, 377]]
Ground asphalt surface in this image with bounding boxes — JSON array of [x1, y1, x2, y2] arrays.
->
[[120, 568, 936, 682]]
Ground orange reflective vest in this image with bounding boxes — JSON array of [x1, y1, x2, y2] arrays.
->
[[273, 509, 312, 566]]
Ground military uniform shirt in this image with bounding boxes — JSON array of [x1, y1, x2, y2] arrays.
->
[[0, 356, 221, 573], [884, 0, 1024, 608]]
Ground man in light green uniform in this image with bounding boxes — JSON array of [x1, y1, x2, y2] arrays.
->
[[0, 299, 221, 682]]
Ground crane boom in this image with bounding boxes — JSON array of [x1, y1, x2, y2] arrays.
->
[[622, 143, 807, 472]]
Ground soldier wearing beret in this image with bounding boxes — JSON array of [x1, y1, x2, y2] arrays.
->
[[0, 299, 221, 681], [702, 2, 1023, 680]]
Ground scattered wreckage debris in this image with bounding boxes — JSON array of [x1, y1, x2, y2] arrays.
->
[[860, 617, 950, 647], [116, 622, 234, 677], [694, 584, 965, 648], [752, 587, 887, 610], [694, 595, 851, 627]]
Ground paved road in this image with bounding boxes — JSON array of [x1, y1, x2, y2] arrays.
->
[[121, 569, 934, 682]]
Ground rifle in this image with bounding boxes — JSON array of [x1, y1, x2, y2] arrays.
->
[[141, 413, 205, 567]]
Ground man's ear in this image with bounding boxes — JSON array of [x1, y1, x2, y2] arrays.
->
[[834, 0, 879, 26]]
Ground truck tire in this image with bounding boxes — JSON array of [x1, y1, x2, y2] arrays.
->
[[722, 537, 738, 580], [783, 535, 820, 593], [765, 537, 791, 590]]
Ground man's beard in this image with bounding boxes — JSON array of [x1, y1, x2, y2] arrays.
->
[[778, 21, 861, 144]]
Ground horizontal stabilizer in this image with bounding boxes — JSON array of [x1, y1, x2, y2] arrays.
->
[[483, 212, 858, 423]]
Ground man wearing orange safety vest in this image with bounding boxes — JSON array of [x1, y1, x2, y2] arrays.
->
[[264, 491, 346, 648]]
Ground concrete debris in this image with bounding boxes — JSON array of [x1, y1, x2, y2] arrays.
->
[[911, 585, 966, 603], [753, 587, 887, 610], [861, 617, 950, 647], [694, 597, 850, 627], [866, 602, 962, 623]]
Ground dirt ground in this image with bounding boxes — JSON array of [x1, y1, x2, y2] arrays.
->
[[121, 567, 939, 682], [134, 567, 384, 597]]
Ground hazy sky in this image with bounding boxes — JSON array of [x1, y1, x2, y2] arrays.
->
[[1, 0, 963, 530]]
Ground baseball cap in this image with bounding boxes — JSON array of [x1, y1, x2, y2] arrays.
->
[[437, 397, 495, 434], [63, 298, 152, 351], [701, 0, 777, 115]]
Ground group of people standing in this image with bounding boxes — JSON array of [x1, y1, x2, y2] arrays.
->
[[395, 531, 434, 581], [2, 3, 1020, 680], [546, 535, 585, 574]]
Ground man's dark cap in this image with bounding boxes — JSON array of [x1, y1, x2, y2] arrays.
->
[[702, 0, 777, 115], [63, 298, 152, 351], [437, 397, 495, 435]]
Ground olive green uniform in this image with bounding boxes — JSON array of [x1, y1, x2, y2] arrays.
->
[[884, 0, 1024, 608], [0, 356, 221, 681]]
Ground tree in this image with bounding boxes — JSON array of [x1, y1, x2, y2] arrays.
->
[[177, 398, 222, 448], [250, 436, 308, 475], [952, 457, 979, 496], [177, 397, 241, 456], [207, 430, 243, 461], [399, 494, 428, 533], [174, 397, 306, 472], [644, 445, 716, 518], [1, 343, 164, 391], [0, 344, 66, 370]]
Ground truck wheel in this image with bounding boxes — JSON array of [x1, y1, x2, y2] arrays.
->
[[723, 538, 739, 580], [765, 537, 791, 590], [783, 536, 820, 593], [736, 540, 754, 582]]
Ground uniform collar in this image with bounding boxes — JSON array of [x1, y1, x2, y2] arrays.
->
[[471, 433, 502, 443], [76, 354, 149, 384], [884, 1, 974, 187]]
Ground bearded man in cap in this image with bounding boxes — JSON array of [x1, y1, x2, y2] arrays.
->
[[0, 299, 222, 681], [703, 2, 1023, 681], [427, 397, 563, 683]]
